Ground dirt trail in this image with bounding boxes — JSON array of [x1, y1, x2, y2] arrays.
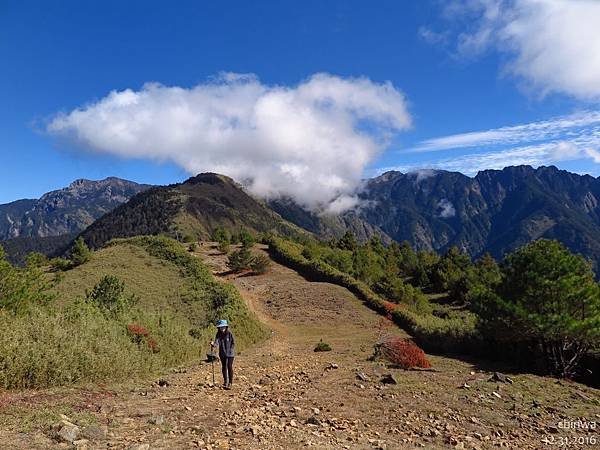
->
[[1, 243, 599, 449]]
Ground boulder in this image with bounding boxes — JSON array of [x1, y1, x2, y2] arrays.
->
[[380, 374, 398, 385], [82, 425, 106, 441], [57, 424, 80, 443]]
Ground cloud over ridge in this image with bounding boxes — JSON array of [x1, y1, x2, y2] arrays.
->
[[389, 111, 600, 176], [48, 73, 411, 212]]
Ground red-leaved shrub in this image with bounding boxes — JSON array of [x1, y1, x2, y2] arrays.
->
[[146, 337, 160, 353], [127, 324, 159, 352], [378, 336, 431, 369], [127, 324, 149, 337]]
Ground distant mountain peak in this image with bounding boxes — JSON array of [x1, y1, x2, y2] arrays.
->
[[184, 172, 234, 186], [78, 171, 305, 250], [0, 177, 151, 241]]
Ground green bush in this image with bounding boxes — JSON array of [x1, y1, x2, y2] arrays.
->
[[25, 252, 48, 268], [217, 240, 230, 254], [250, 253, 271, 274], [85, 275, 137, 317], [314, 340, 332, 352], [239, 229, 255, 249], [70, 237, 92, 267], [227, 247, 253, 273], [0, 248, 55, 313], [188, 243, 198, 252], [49, 257, 72, 272], [212, 227, 230, 244]]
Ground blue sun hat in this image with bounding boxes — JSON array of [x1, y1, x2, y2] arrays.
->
[[216, 319, 228, 328]]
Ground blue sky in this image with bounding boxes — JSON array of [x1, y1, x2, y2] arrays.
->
[[1, 0, 600, 207]]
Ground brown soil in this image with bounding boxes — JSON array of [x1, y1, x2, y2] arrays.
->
[[0, 243, 598, 449]]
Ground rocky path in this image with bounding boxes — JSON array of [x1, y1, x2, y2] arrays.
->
[[1, 243, 599, 449]]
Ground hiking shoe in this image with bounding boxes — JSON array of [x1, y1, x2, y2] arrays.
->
[[225, 383, 232, 390]]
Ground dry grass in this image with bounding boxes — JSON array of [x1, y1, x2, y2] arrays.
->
[[51, 244, 190, 312], [0, 236, 267, 390]]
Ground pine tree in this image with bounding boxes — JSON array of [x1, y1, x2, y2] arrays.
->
[[337, 231, 357, 251], [472, 239, 600, 377], [227, 247, 253, 273], [70, 237, 92, 267]]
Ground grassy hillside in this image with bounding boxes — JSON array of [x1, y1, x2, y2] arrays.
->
[[78, 173, 306, 251], [0, 236, 268, 389], [52, 243, 202, 320]]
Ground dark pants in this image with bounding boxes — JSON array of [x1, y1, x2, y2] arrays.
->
[[220, 356, 234, 385]]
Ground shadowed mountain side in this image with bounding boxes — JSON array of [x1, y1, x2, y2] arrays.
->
[[356, 165, 600, 268]]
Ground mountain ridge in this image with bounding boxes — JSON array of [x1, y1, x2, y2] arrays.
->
[[5, 166, 600, 270], [0, 177, 151, 241], [77, 172, 308, 250], [355, 165, 600, 267]]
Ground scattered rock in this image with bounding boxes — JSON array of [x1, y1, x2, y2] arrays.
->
[[459, 383, 471, 389], [492, 391, 502, 399], [489, 372, 513, 384], [356, 372, 370, 382], [81, 426, 106, 441], [128, 445, 150, 450], [57, 424, 80, 443], [380, 374, 398, 385], [148, 415, 165, 425], [60, 419, 78, 428], [574, 391, 591, 401], [326, 363, 339, 370], [157, 378, 170, 387], [305, 417, 321, 426]]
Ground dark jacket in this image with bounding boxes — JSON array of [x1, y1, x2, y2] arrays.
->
[[214, 330, 235, 358]]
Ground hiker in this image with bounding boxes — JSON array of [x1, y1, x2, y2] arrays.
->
[[211, 319, 235, 389]]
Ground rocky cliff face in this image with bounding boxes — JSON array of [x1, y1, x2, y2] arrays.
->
[[356, 165, 600, 266], [0, 177, 151, 240]]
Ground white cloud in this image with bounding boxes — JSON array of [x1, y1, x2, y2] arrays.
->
[[412, 168, 440, 183], [47, 73, 411, 212], [418, 26, 449, 45], [393, 139, 600, 176], [437, 199, 456, 218], [412, 110, 600, 152], [585, 148, 600, 164], [431, 0, 600, 100]]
